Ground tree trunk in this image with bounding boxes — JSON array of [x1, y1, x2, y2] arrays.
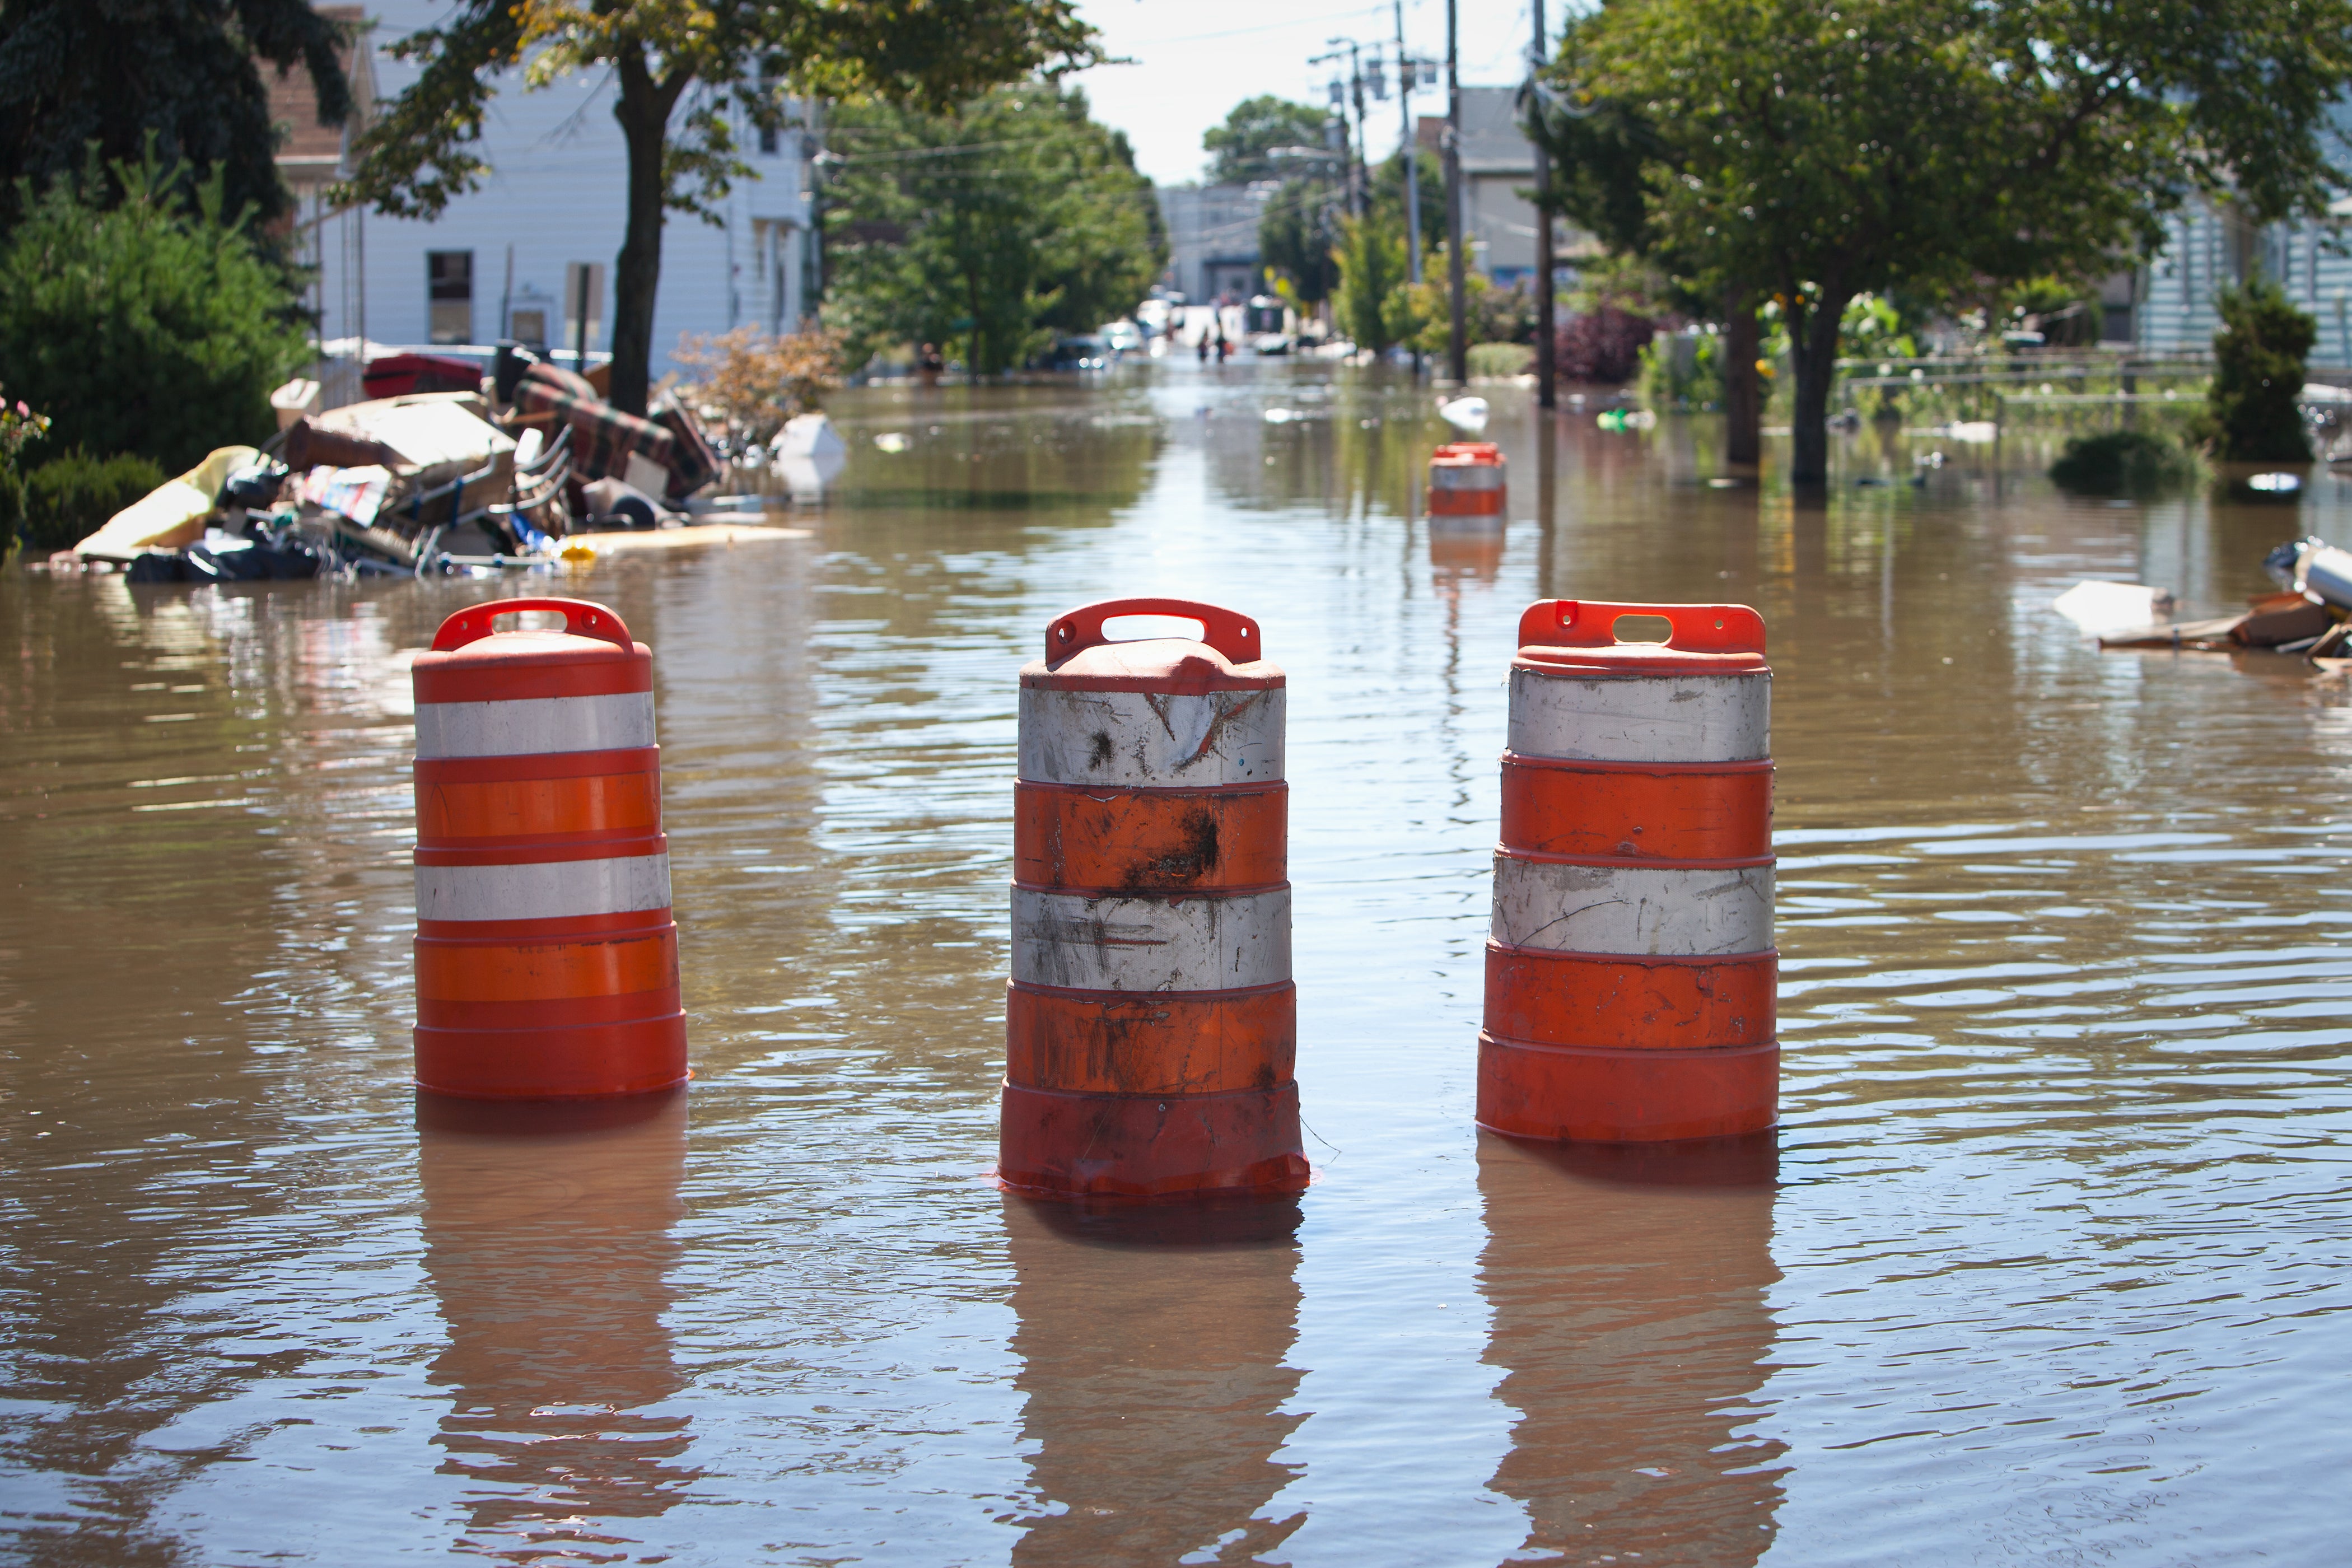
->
[[1788, 290, 1850, 484], [1723, 283, 1760, 468], [610, 52, 685, 417]]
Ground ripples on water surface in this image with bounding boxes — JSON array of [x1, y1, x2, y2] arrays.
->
[[3, 368, 2350, 1566]]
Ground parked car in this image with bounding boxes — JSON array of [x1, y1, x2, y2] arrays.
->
[[1101, 319, 1144, 354], [1037, 335, 1113, 371]]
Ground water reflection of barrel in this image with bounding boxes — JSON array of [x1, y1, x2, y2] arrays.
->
[[1004, 1195, 1305, 1566], [1430, 518, 1507, 581], [417, 1090, 697, 1558], [1477, 1132, 1785, 1565]]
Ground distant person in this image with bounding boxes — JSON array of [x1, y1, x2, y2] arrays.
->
[[918, 342, 944, 387], [1197, 329, 1210, 364], [1216, 331, 1230, 365]]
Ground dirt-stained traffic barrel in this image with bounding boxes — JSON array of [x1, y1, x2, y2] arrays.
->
[[1479, 599, 1776, 1141], [1000, 597, 1309, 1198]]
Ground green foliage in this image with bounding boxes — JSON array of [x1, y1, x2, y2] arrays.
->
[[1259, 181, 1340, 304], [0, 150, 308, 472], [1203, 96, 1334, 185], [0, 0, 352, 241], [1468, 342, 1534, 378], [1640, 330, 1724, 411], [1332, 212, 1415, 356], [18, 447, 166, 552], [2195, 280, 2316, 462], [1401, 250, 1536, 356], [824, 84, 1163, 375], [2050, 430, 2198, 494], [1557, 0, 2352, 477], [2001, 276, 2103, 347], [1369, 150, 1446, 262]]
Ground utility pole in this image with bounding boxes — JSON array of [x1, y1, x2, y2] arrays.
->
[[1348, 43, 1370, 222], [1396, 0, 1420, 287], [1444, 0, 1466, 384], [1531, 0, 1556, 409]]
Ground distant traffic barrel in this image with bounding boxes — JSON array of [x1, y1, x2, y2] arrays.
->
[[1479, 600, 1776, 1141], [1429, 442, 1506, 517], [411, 597, 687, 1099], [1000, 597, 1308, 1198]]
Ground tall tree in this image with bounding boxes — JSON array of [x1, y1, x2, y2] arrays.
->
[[341, 0, 1100, 415], [1259, 180, 1340, 304], [823, 83, 1163, 375], [1572, 0, 2352, 481], [1202, 95, 1335, 186], [0, 0, 352, 237]]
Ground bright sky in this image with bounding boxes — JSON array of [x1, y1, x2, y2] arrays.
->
[[1065, 0, 1544, 186]]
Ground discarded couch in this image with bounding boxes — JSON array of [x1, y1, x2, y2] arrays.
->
[[512, 363, 719, 502]]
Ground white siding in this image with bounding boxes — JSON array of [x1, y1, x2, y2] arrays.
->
[[312, 1, 815, 379]]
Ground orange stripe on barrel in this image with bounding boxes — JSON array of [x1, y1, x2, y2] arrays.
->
[[1476, 1035, 1779, 1141], [1500, 757, 1771, 861], [1430, 488, 1506, 516], [1485, 944, 1775, 1049], [998, 1080, 1310, 1198], [1007, 980, 1294, 1095], [416, 925, 678, 1002], [418, 769, 662, 843], [1014, 782, 1285, 892]]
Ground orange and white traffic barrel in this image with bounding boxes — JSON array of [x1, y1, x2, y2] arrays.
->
[[410, 597, 688, 1099], [1479, 599, 1775, 1141], [1429, 441, 1506, 517], [1000, 597, 1308, 1198]]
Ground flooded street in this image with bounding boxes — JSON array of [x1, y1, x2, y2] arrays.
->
[[5, 361, 2351, 1566]]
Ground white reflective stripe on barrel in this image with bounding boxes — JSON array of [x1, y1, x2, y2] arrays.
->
[[1489, 856, 1772, 955], [415, 690, 659, 760], [1507, 668, 1770, 763], [1018, 687, 1285, 787], [1430, 466, 1505, 489], [1011, 885, 1291, 991], [417, 852, 673, 922]]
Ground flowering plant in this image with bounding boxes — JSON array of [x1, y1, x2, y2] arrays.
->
[[0, 389, 50, 470]]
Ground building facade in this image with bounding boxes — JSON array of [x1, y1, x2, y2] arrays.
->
[[1156, 183, 1271, 305], [287, 2, 818, 389], [2132, 197, 2352, 366]]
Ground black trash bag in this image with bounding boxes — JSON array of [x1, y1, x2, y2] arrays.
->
[[125, 552, 189, 583], [218, 458, 290, 512]]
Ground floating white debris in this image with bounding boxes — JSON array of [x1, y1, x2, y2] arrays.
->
[[1263, 408, 1300, 424], [2248, 472, 2302, 493], [872, 432, 910, 453], [2053, 580, 2176, 636], [1439, 395, 1490, 433]]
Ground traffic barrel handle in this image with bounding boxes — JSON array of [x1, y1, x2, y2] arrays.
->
[[431, 598, 636, 654], [1046, 597, 1263, 665], [1518, 599, 1767, 656]]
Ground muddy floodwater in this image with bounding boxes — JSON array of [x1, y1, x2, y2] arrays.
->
[[6, 363, 2352, 1567]]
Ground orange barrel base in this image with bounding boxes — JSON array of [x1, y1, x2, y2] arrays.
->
[[1476, 1035, 1779, 1142], [416, 1015, 689, 1100], [1429, 488, 1506, 517], [1007, 981, 1294, 1096], [1483, 945, 1775, 1051], [999, 1081, 1310, 1199]]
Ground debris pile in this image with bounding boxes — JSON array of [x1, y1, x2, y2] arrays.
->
[[36, 344, 764, 582], [2056, 536, 2352, 662]]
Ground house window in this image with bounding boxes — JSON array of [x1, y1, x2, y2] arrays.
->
[[428, 250, 473, 344], [758, 122, 778, 155]]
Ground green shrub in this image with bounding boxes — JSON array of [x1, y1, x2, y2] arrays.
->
[[2050, 429, 2197, 494], [1639, 330, 1724, 411], [0, 145, 309, 474], [2195, 279, 2316, 463], [19, 448, 168, 552], [1467, 341, 1534, 378]]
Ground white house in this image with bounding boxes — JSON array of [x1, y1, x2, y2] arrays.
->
[[291, 2, 819, 390]]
